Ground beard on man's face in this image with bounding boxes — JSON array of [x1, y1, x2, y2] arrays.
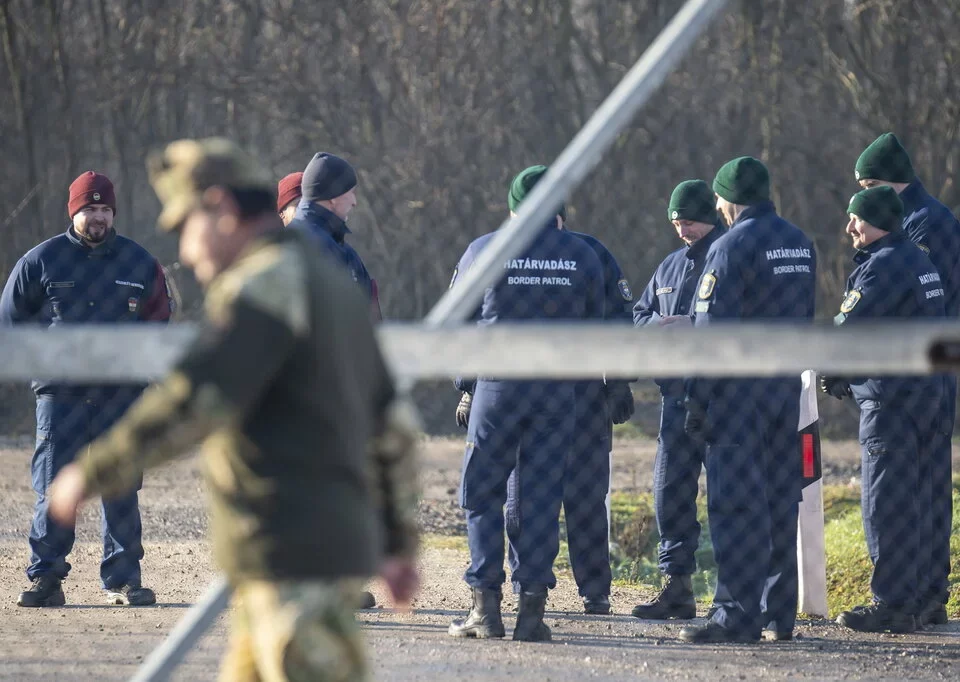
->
[[80, 219, 109, 242]]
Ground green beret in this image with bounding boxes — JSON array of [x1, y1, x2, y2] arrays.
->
[[847, 185, 904, 233], [712, 156, 770, 205], [668, 180, 717, 224], [855, 133, 915, 184], [508, 165, 565, 219]]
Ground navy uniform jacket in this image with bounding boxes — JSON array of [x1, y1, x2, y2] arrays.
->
[[568, 231, 633, 323], [899, 180, 960, 317], [690, 202, 816, 404], [289, 201, 375, 301], [835, 233, 945, 405], [633, 221, 725, 397], [0, 227, 172, 399], [452, 221, 605, 391]]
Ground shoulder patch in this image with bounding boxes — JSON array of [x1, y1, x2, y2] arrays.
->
[[698, 272, 717, 300], [617, 278, 632, 301], [840, 289, 861, 314], [207, 242, 309, 335]]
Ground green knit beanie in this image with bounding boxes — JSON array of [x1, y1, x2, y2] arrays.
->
[[855, 133, 915, 183], [668, 180, 717, 224], [508, 165, 565, 219], [847, 185, 904, 233], [712, 156, 770, 205]]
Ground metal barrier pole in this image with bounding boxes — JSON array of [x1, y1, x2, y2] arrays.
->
[[129, 577, 231, 682], [127, 1, 728, 678]]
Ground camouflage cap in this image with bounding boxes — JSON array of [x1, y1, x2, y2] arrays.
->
[[147, 138, 275, 232]]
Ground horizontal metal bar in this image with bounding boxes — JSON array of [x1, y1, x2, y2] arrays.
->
[[1, 322, 958, 382]]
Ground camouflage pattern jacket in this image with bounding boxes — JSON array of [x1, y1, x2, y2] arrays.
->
[[77, 228, 419, 581]]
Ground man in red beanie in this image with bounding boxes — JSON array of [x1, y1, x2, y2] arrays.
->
[[277, 171, 303, 226], [0, 170, 173, 608]]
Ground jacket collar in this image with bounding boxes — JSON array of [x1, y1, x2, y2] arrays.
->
[[853, 231, 903, 264], [685, 220, 726, 261], [729, 200, 776, 229], [65, 225, 117, 256], [294, 200, 350, 244], [897, 178, 928, 214]]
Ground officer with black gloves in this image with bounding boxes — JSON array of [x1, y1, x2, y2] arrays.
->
[[680, 158, 817, 644], [630, 180, 725, 620], [823, 186, 945, 634], [447, 166, 605, 643], [854, 133, 960, 627], [454, 166, 633, 616]]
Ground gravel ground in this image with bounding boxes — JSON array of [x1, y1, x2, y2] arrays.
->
[[0, 437, 958, 681]]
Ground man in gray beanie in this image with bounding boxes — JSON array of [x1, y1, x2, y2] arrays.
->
[[289, 152, 381, 321]]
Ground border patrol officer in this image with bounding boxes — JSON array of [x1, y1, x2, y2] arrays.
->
[[277, 171, 303, 226], [46, 138, 420, 682], [679, 157, 817, 643], [495, 166, 634, 616], [1, 171, 172, 608], [631, 180, 725, 620], [288, 152, 382, 321], [854, 133, 960, 627], [824, 186, 945, 634], [448, 168, 605, 642]]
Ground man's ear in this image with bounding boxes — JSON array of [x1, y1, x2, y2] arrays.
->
[[203, 186, 241, 233]]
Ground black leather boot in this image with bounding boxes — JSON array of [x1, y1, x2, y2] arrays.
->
[[630, 574, 695, 620], [448, 588, 506, 639], [513, 590, 551, 642]]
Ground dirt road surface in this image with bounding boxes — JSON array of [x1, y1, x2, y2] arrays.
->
[[1, 437, 958, 681]]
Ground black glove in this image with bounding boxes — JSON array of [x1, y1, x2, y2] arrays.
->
[[455, 392, 472, 429], [684, 398, 710, 444], [605, 382, 635, 425], [820, 375, 852, 401]]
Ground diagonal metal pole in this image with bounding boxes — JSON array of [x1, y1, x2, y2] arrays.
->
[[129, 1, 728, 679]]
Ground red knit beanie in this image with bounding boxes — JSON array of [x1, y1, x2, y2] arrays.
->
[[68, 171, 117, 218], [277, 172, 304, 212]]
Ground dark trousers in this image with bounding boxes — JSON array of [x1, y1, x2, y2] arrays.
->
[[505, 384, 612, 597], [706, 379, 801, 637], [921, 377, 955, 605], [654, 396, 705, 576], [461, 381, 573, 593], [858, 397, 939, 613], [28, 396, 144, 589]]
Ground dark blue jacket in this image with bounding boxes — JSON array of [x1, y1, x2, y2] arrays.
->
[[568, 230, 633, 324], [452, 221, 605, 390], [289, 201, 374, 300], [689, 202, 816, 404], [568, 229, 635, 402], [634, 222, 725, 397], [835, 232, 945, 406], [898, 179, 960, 317], [0, 227, 172, 399]]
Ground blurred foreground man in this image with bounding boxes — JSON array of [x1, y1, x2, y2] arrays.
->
[[631, 180, 724, 619], [681, 157, 816, 643], [855, 134, 959, 626], [1, 171, 172, 608], [823, 187, 944, 633], [448, 166, 605, 641], [47, 139, 420, 682]]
